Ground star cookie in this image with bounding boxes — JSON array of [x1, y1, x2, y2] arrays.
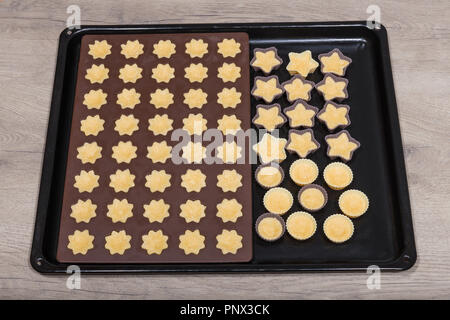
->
[[180, 200, 206, 223], [318, 48, 352, 76], [251, 75, 284, 103], [183, 88, 208, 109], [85, 64, 109, 84], [109, 169, 135, 193], [252, 104, 287, 132], [179, 229, 205, 255], [282, 75, 315, 102], [217, 38, 241, 58], [216, 141, 242, 164], [253, 133, 287, 163], [88, 40, 111, 59], [107, 199, 133, 223], [284, 100, 318, 128], [143, 199, 170, 223], [118, 63, 143, 83], [146, 141, 172, 163], [112, 141, 137, 164], [181, 169, 207, 192], [74, 170, 99, 193], [184, 63, 208, 83], [114, 114, 139, 136], [250, 47, 283, 75], [216, 199, 243, 223], [181, 141, 206, 164], [182, 113, 207, 135], [217, 115, 242, 135], [116, 88, 141, 109], [317, 101, 351, 131], [286, 50, 319, 77], [153, 40, 176, 59], [286, 128, 320, 158], [105, 230, 131, 255], [185, 39, 208, 58], [120, 40, 144, 59], [315, 74, 349, 101], [77, 142, 102, 164], [325, 130, 360, 161], [217, 87, 241, 109], [148, 114, 173, 135], [83, 89, 107, 109], [142, 230, 169, 255], [80, 115, 105, 136], [216, 229, 243, 254], [67, 230, 94, 255], [217, 62, 241, 83], [145, 170, 171, 192], [151, 63, 175, 83], [70, 199, 97, 223], [217, 169, 242, 192]]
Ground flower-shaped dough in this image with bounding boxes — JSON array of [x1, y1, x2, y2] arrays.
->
[[184, 63, 208, 83], [107, 199, 133, 223], [216, 198, 243, 223], [109, 169, 136, 193], [179, 229, 205, 255], [185, 39, 208, 58], [119, 63, 143, 83], [282, 75, 315, 102], [77, 142, 102, 164], [181, 141, 206, 164], [250, 47, 283, 74], [68, 230, 94, 255], [252, 104, 286, 131], [85, 64, 109, 84], [145, 170, 171, 192], [217, 87, 241, 109], [286, 129, 320, 158], [143, 199, 170, 223], [181, 169, 206, 192], [88, 40, 111, 59], [114, 114, 139, 136], [183, 89, 208, 109], [251, 76, 283, 103], [217, 62, 241, 83], [325, 130, 360, 161], [182, 113, 207, 135], [83, 89, 107, 109], [74, 170, 99, 193], [111, 141, 137, 164], [315, 74, 349, 101], [217, 169, 242, 192], [180, 200, 206, 223], [120, 40, 144, 59], [216, 229, 243, 254], [146, 141, 172, 163], [142, 230, 169, 255], [253, 133, 287, 163], [116, 88, 141, 109], [148, 114, 173, 135], [70, 199, 97, 223], [217, 38, 241, 58], [150, 88, 174, 109], [151, 63, 175, 83], [217, 115, 242, 135], [80, 115, 105, 136], [286, 50, 319, 77], [216, 141, 242, 164], [153, 40, 176, 58], [284, 100, 318, 128], [105, 230, 131, 255]]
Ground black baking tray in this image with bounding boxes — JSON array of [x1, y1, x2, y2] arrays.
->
[[31, 21, 416, 273]]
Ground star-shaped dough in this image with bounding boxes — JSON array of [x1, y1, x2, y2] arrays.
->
[[114, 114, 139, 136], [181, 141, 206, 164], [105, 230, 131, 255], [120, 40, 144, 59], [70, 199, 97, 223], [317, 101, 351, 131], [184, 63, 208, 83], [179, 229, 205, 255], [286, 129, 320, 158], [217, 62, 241, 83], [145, 170, 171, 192], [216, 169, 242, 192], [85, 64, 109, 84], [142, 230, 169, 255], [252, 104, 286, 131], [179, 200, 206, 223], [143, 199, 170, 223], [148, 114, 173, 135], [77, 142, 102, 164], [185, 39, 208, 58], [315, 74, 349, 101], [88, 40, 112, 59], [284, 100, 318, 128], [183, 88, 208, 109], [80, 115, 105, 136], [282, 75, 315, 102], [318, 48, 352, 76], [217, 38, 241, 58], [67, 230, 94, 255], [109, 169, 135, 193], [216, 229, 243, 254], [153, 40, 176, 58], [107, 199, 133, 223], [116, 88, 141, 109], [217, 141, 242, 164], [74, 170, 99, 193], [217, 87, 241, 109], [286, 50, 319, 77], [216, 199, 243, 223], [111, 141, 137, 164], [181, 169, 206, 192], [118, 63, 143, 83], [325, 130, 360, 161], [182, 113, 207, 135], [151, 63, 175, 83], [251, 76, 284, 103], [83, 89, 107, 109], [146, 141, 172, 163], [217, 115, 242, 135], [250, 47, 283, 74], [252, 133, 287, 163]]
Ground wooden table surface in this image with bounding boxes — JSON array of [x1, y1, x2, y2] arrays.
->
[[0, 0, 449, 299]]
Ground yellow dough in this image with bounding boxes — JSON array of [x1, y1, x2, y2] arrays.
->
[[114, 114, 139, 136], [80, 115, 105, 136], [77, 142, 102, 164], [185, 39, 208, 58], [142, 230, 169, 255], [251, 50, 281, 74], [323, 162, 353, 190], [85, 64, 109, 84], [217, 141, 242, 163], [323, 214, 354, 243], [109, 169, 135, 193], [150, 88, 174, 109], [216, 198, 243, 223], [148, 114, 173, 135], [118, 63, 143, 83], [88, 40, 112, 59], [112, 141, 137, 164], [181, 169, 207, 192], [283, 77, 314, 101], [143, 199, 170, 223], [146, 141, 172, 163], [286, 130, 319, 158], [289, 159, 319, 186], [120, 40, 144, 59], [105, 230, 131, 255], [183, 88, 208, 109], [318, 102, 350, 130], [252, 133, 287, 163], [181, 141, 206, 164], [286, 211, 317, 240], [217, 38, 241, 58], [116, 88, 141, 109], [320, 52, 350, 76], [216, 229, 243, 254], [107, 198, 133, 223], [182, 113, 207, 135], [253, 105, 285, 131], [67, 230, 94, 255], [74, 170, 99, 193], [151, 63, 175, 83], [326, 132, 359, 161], [263, 187, 293, 215], [70, 199, 97, 223], [284, 102, 316, 128], [184, 63, 208, 83], [339, 190, 369, 218], [257, 217, 283, 241], [179, 229, 205, 255], [216, 169, 242, 192], [300, 188, 325, 211], [286, 51, 319, 77], [83, 89, 107, 109], [145, 170, 171, 192], [256, 165, 283, 188], [217, 115, 242, 135], [180, 200, 206, 223], [153, 40, 176, 58], [217, 87, 242, 109], [316, 75, 347, 101], [252, 78, 282, 103], [217, 62, 241, 83]]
